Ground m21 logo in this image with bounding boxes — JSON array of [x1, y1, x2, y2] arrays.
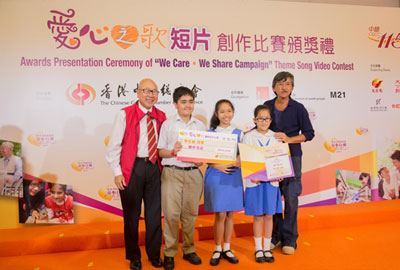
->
[[330, 91, 346, 98]]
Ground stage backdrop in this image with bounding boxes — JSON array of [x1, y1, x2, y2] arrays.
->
[[0, 0, 399, 228]]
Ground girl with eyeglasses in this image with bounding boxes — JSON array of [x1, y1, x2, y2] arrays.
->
[[19, 180, 46, 223], [242, 105, 283, 264]]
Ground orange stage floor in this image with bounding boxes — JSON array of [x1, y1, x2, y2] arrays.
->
[[1, 200, 400, 269]]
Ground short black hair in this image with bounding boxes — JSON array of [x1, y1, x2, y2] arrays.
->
[[48, 182, 67, 192], [173, 86, 195, 103], [390, 150, 400, 161], [272, 71, 294, 88], [254, 104, 272, 119]]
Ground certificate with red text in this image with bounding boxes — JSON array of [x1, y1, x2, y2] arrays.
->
[[239, 142, 294, 181], [177, 130, 237, 164]]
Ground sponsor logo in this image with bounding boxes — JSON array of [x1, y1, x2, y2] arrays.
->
[[324, 138, 348, 153], [356, 127, 368, 135], [98, 185, 120, 201], [66, 83, 96, 105], [308, 110, 317, 121], [372, 78, 382, 88], [256, 86, 269, 100], [27, 133, 55, 147], [71, 161, 94, 172], [230, 90, 249, 100], [370, 98, 387, 111], [395, 80, 400, 93], [371, 78, 383, 93], [368, 26, 400, 49], [330, 91, 346, 98]]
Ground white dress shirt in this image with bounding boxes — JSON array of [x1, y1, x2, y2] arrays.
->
[[157, 114, 206, 167], [106, 102, 157, 177]]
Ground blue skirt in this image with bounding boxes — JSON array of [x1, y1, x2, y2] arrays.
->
[[244, 182, 283, 216], [204, 166, 244, 212]]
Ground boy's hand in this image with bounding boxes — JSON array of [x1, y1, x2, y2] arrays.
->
[[194, 162, 203, 167], [172, 141, 182, 156]]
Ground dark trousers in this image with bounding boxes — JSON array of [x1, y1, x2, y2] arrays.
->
[[119, 159, 162, 261], [272, 156, 302, 248]]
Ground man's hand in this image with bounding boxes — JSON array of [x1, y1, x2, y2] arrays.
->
[[114, 175, 126, 190], [274, 132, 289, 143]]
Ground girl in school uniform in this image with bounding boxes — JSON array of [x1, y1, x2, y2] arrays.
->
[[242, 104, 283, 263], [204, 99, 244, 266]]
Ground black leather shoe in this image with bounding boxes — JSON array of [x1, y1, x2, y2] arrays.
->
[[130, 258, 142, 270], [209, 251, 221, 266], [163, 256, 174, 270], [264, 250, 275, 263], [183, 252, 202, 265], [150, 257, 163, 268], [255, 250, 265, 263], [222, 250, 239, 264]]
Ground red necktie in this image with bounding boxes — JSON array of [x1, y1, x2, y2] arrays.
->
[[147, 112, 157, 164]]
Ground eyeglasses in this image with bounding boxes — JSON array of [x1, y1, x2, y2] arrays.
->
[[255, 117, 271, 122], [30, 183, 43, 190], [275, 82, 292, 88], [139, 88, 159, 95]]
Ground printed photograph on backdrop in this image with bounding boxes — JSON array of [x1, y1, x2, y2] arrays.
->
[[19, 179, 47, 224], [378, 149, 400, 200], [0, 140, 23, 198], [336, 169, 371, 204], [44, 182, 74, 224]]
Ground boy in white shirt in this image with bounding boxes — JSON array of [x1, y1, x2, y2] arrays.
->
[[157, 86, 205, 270]]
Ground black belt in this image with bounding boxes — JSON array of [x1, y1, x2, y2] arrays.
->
[[164, 165, 198, 171], [136, 157, 154, 163]]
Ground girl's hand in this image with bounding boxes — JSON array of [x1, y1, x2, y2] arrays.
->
[[31, 210, 40, 219], [37, 214, 46, 220], [251, 178, 261, 185], [212, 163, 234, 174], [235, 156, 241, 168]]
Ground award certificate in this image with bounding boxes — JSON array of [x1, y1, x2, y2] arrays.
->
[[177, 130, 237, 164], [239, 142, 294, 181]]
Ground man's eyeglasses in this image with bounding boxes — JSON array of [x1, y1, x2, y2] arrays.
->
[[139, 89, 159, 95], [275, 82, 292, 88], [255, 117, 271, 122]]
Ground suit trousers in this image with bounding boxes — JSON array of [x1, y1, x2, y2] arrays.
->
[[119, 159, 162, 260]]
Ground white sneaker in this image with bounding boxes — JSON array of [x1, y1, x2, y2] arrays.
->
[[270, 241, 281, 250], [282, 246, 295, 255]]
